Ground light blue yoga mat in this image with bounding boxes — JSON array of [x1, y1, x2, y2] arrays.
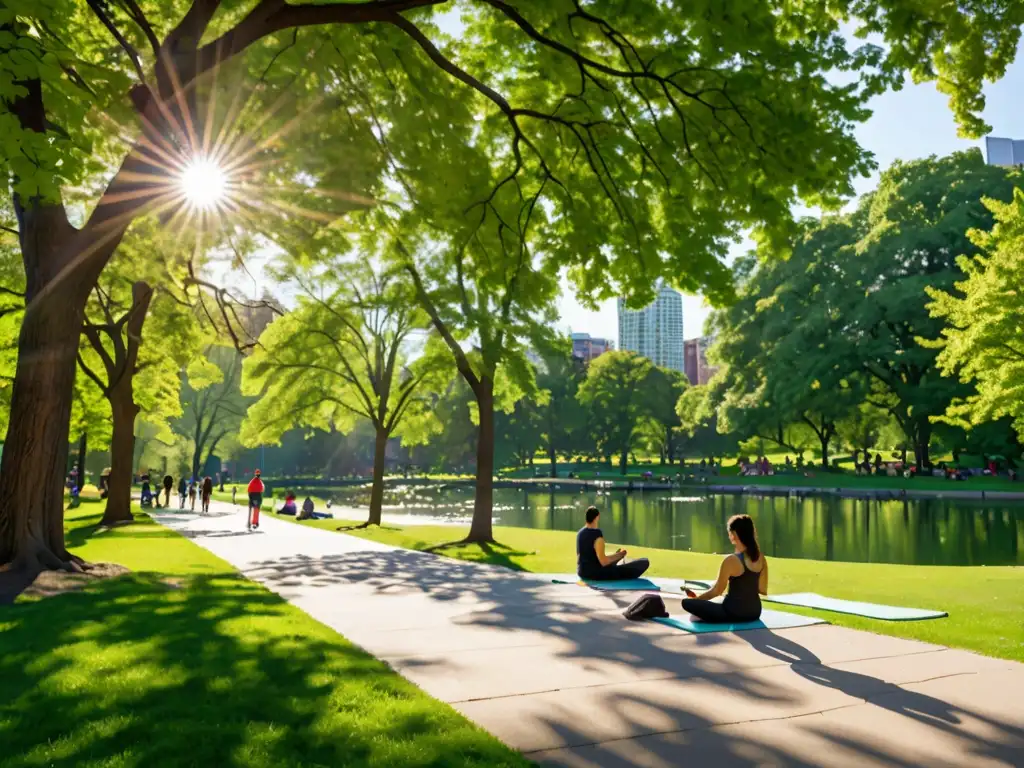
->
[[764, 592, 947, 621], [653, 609, 826, 634]]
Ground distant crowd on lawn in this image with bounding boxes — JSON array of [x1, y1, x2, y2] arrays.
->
[[852, 451, 1017, 482], [737, 450, 1018, 482]]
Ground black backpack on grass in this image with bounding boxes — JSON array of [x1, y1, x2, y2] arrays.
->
[[622, 593, 669, 620]]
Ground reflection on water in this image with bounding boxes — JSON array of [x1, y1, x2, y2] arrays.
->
[[298, 485, 1024, 566]]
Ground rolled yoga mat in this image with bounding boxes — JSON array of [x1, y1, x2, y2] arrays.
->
[[764, 592, 948, 621], [654, 609, 827, 634]]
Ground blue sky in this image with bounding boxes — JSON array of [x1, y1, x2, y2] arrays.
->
[[561, 45, 1024, 343]]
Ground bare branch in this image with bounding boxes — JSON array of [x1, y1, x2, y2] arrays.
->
[[116, 0, 162, 59], [77, 352, 109, 395], [193, 0, 447, 80], [86, 0, 148, 84], [398, 242, 481, 392]]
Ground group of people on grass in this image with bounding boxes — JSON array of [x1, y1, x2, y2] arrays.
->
[[739, 456, 774, 477], [577, 505, 767, 624], [276, 491, 330, 520]]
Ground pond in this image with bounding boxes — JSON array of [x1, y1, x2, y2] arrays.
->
[[295, 484, 1024, 566]]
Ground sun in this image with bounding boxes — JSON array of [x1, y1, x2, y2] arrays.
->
[[178, 156, 228, 210]]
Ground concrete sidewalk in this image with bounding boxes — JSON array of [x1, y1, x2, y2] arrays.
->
[[154, 502, 1024, 767]]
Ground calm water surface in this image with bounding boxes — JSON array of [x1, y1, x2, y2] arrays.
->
[[298, 485, 1024, 566]]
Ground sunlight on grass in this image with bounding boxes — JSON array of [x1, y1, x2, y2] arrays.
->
[[0, 507, 528, 768]]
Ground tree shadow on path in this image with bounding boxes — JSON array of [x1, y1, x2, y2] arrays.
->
[[242, 544, 1024, 766]]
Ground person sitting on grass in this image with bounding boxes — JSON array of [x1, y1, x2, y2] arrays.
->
[[279, 492, 297, 516], [576, 506, 650, 581], [682, 514, 767, 623], [298, 496, 315, 520]]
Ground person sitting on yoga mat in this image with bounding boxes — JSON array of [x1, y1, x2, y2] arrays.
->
[[577, 506, 650, 581], [681, 514, 767, 622]]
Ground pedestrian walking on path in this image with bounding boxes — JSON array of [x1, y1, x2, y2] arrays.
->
[[246, 470, 264, 531], [162, 474, 173, 508], [201, 476, 213, 514]]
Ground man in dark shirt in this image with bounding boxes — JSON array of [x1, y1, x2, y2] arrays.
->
[[576, 506, 650, 580]]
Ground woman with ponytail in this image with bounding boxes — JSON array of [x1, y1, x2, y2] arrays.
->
[[682, 514, 768, 623]]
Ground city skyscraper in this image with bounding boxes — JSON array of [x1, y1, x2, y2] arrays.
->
[[617, 283, 684, 372], [570, 332, 613, 363], [984, 136, 1024, 167], [684, 335, 719, 385]]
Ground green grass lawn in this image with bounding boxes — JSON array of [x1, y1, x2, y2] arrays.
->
[[0, 505, 528, 768], [273, 513, 1024, 664]]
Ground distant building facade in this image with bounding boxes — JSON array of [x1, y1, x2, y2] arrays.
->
[[684, 335, 719, 386], [617, 283, 684, 372], [985, 136, 1024, 167], [571, 332, 613, 363]]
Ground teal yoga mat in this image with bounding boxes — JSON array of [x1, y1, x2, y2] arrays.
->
[[551, 577, 661, 591], [653, 609, 826, 634], [544, 574, 713, 592], [764, 592, 947, 621]]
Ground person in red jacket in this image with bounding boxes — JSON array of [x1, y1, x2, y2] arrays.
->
[[246, 470, 265, 530]]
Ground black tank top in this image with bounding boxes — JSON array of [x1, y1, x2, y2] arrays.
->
[[722, 552, 762, 620]]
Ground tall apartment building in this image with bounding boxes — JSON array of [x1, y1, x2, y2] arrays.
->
[[684, 335, 719, 385], [985, 136, 1024, 167], [570, 332, 613, 363], [617, 283, 685, 372]]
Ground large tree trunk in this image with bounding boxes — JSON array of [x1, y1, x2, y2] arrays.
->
[[466, 377, 495, 543], [548, 443, 557, 478], [366, 426, 388, 526], [820, 435, 830, 470], [96, 281, 152, 527], [914, 422, 931, 471], [0, 286, 85, 570], [0, 100, 173, 573], [76, 431, 88, 489], [619, 446, 629, 475], [102, 387, 139, 526]]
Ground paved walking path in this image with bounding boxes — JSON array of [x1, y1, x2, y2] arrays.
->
[[154, 501, 1024, 767]]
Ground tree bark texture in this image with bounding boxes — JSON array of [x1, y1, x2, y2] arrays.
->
[[914, 422, 932, 471], [466, 378, 495, 543], [0, 283, 84, 569], [366, 427, 388, 526], [0, 115, 171, 570], [103, 390, 140, 526], [76, 431, 88, 488]]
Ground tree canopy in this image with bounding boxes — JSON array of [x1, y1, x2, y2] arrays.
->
[[4, 0, 1024, 568], [709, 150, 1024, 468], [577, 350, 655, 473], [241, 258, 447, 524], [927, 189, 1024, 442]]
